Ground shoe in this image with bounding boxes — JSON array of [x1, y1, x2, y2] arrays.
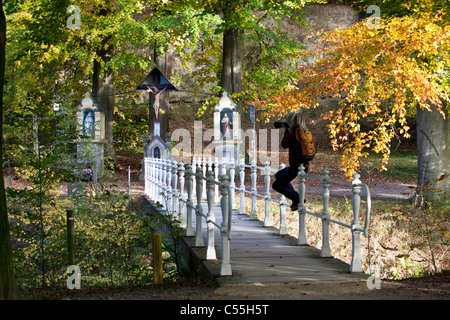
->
[[290, 200, 299, 211]]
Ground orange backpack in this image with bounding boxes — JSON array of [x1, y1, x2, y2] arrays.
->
[[294, 129, 316, 162]]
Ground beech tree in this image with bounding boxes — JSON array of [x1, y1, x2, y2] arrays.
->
[[263, 10, 450, 200]]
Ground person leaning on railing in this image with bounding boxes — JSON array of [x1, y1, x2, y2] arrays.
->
[[272, 110, 311, 211]]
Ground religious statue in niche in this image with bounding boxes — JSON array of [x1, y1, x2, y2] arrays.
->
[[82, 109, 95, 138], [153, 146, 161, 159], [221, 109, 233, 140], [146, 85, 168, 121]]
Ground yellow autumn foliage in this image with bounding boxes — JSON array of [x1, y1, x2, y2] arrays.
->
[[261, 12, 450, 178]]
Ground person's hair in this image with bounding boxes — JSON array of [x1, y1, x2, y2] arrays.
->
[[292, 110, 308, 130], [285, 112, 295, 125]]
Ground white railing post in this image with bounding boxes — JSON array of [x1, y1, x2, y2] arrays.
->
[[238, 159, 246, 215], [185, 164, 195, 236], [351, 173, 363, 273], [263, 161, 271, 227], [172, 160, 179, 217], [151, 158, 156, 200], [159, 158, 165, 203], [221, 157, 227, 176], [202, 157, 207, 199], [150, 158, 155, 199], [229, 158, 236, 211], [144, 157, 149, 197], [166, 159, 173, 212], [214, 157, 220, 203], [250, 159, 257, 220], [220, 174, 232, 276], [297, 165, 308, 245], [149, 158, 153, 198], [178, 162, 186, 229], [207, 157, 214, 201], [321, 169, 332, 258], [195, 167, 205, 246], [162, 159, 169, 206], [206, 170, 216, 260], [159, 159, 166, 205], [155, 158, 160, 203], [278, 163, 288, 235], [192, 157, 197, 203]]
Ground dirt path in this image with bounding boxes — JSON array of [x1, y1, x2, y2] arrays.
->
[[24, 270, 449, 300]]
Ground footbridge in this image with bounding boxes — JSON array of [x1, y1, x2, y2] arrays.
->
[[143, 157, 371, 284]]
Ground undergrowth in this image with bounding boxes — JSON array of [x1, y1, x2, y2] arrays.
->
[[7, 182, 180, 291]]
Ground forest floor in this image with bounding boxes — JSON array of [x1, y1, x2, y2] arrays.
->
[[20, 270, 450, 300]]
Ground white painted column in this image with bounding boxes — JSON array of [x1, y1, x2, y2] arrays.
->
[[297, 165, 308, 245], [263, 161, 271, 227], [351, 173, 363, 273], [321, 169, 332, 258]]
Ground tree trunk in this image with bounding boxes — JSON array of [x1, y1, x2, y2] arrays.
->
[[220, 28, 243, 97], [92, 39, 114, 159], [416, 105, 450, 203], [0, 0, 19, 299]]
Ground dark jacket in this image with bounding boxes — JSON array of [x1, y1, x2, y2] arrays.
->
[[281, 127, 309, 168]]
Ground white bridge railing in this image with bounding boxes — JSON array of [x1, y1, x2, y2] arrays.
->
[[144, 156, 371, 274]]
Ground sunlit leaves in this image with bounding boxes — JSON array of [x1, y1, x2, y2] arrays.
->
[[263, 11, 450, 178]]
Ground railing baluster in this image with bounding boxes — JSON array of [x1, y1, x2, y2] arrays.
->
[[278, 163, 288, 235], [144, 157, 149, 197], [351, 173, 363, 273], [155, 158, 160, 203], [172, 160, 179, 218], [298, 165, 307, 245], [263, 161, 271, 227], [151, 158, 156, 200], [202, 157, 207, 199], [208, 157, 213, 198], [185, 165, 194, 236], [321, 169, 332, 258], [178, 162, 186, 229], [166, 159, 173, 212], [150, 158, 154, 200], [250, 159, 257, 220], [160, 159, 166, 206], [238, 159, 246, 215], [220, 174, 232, 276], [229, 158, 236, 211], [206, 170, 216, 260], [221, 157, 227, 176], [214, 157, 220, 203], [195, 167, 205, 246], [192, 157, 197, 203]]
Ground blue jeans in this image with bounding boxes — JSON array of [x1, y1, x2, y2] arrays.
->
[[272, 165, 308, 202]]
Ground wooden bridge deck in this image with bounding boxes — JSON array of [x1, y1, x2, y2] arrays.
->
[[181, 201, 367, 285]]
